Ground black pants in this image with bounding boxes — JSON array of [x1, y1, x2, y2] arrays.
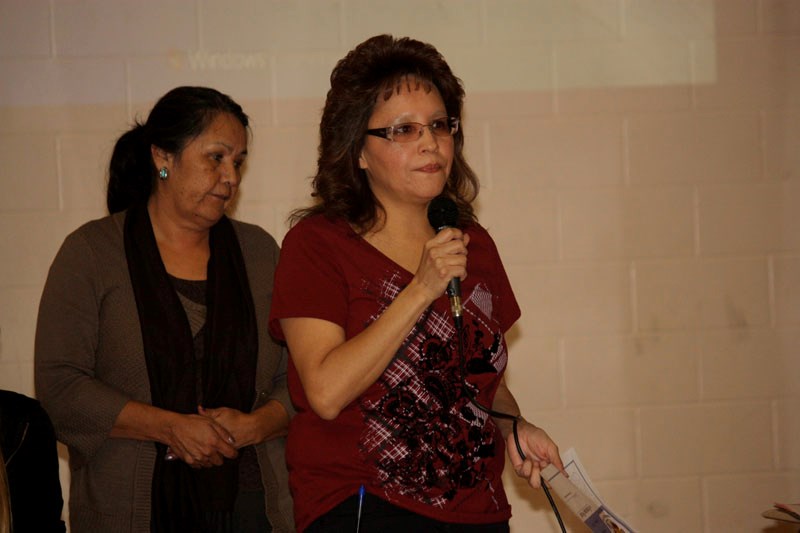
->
[[306, 492, 509, 533]]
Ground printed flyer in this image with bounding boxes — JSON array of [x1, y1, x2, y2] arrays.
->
[[541, 448, 637, 533]]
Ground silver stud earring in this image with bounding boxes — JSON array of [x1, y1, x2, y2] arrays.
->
[[159, 167, 168, 180]]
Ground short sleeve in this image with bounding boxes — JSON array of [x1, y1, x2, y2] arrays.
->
[[269, 217, 350, 341], [473, 224, 521, 333]]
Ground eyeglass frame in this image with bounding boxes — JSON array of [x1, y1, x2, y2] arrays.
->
[[365, 117, 460, 143]]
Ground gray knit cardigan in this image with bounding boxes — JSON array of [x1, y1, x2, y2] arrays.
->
[[34, 211, 295, 532]]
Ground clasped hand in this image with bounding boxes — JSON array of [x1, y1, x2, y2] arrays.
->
[[164, 406, 252, 468]]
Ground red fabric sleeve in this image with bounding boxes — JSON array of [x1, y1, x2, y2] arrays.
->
[[269, 217, 349, 341], [482, 226, 520, 333]]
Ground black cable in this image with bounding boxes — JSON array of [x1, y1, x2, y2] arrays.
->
[[454, 322, 567, 533]]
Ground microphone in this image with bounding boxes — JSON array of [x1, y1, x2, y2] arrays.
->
[[427, 196, 463, 329]]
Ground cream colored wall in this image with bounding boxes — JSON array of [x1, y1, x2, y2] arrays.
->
[[1, 1, 798, 531]]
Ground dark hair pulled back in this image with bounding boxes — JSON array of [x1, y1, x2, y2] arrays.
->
[[106, 86, 249, 214], [293, 34, 479, 231]]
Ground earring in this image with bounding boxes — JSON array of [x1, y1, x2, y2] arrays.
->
[[158, 167, 168, 180]]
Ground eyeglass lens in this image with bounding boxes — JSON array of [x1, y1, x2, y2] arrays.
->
[[390, 118, 458, 142]]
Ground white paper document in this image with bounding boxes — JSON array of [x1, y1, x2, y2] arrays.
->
[[541, 448, 637, 533]]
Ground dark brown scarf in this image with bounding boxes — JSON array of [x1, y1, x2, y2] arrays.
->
[[124, 204, 257, 532]]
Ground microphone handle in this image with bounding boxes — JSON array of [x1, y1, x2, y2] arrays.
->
[[447, 277, 463, 328]]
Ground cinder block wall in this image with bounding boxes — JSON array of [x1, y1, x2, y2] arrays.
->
[[1, 1, 797, 531]]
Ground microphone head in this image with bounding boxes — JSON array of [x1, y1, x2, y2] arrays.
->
[[427, 196, 459, 231]]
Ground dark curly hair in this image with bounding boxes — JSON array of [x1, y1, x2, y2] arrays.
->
[[292, 34, 479, 231], [106, 86, 249, 214]]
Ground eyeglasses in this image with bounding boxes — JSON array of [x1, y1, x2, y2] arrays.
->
[[366, 117, 459, 143]]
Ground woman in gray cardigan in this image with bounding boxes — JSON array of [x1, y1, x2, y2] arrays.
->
[[34, 86, 294, 532]]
